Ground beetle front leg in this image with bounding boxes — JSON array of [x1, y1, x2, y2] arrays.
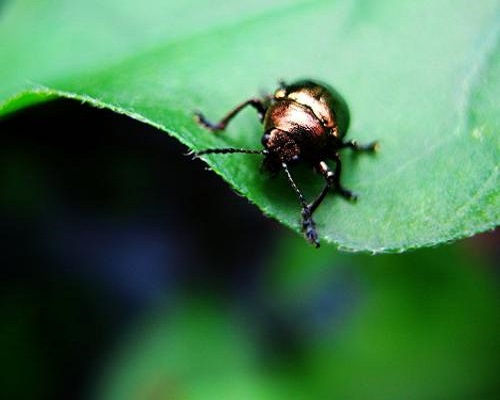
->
[[340, 140, 379, 152], [329, 155, 358, 201], [195, 98, 268, 132], [309, 158, 357, 216]]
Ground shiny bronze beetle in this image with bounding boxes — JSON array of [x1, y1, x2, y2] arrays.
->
[[194, 80, 378, 247]]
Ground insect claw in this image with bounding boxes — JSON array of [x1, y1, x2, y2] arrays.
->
[[301, 208, 320, 247], [306, 228, 320, 247], [361, 141, 379, 153], [337, 187, 357, 202], [184, 149, 200, 160]]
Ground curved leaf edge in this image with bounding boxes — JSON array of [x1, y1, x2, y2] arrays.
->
[[1, 87, 497, 253]]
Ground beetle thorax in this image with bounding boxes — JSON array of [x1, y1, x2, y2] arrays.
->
[[262, 98, 330, 163]]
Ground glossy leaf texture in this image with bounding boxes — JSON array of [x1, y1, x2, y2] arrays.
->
[[0, 0, 498, 252]]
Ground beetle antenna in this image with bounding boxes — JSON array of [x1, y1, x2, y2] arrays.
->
[[281, 162, 320, 247], [281, 162, 307, 209], [192, 148, 268, 158]]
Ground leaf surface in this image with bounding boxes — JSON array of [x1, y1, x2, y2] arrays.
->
[[1, 0, 498, 251]]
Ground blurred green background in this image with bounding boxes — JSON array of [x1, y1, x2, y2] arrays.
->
[[0, 99, 498, 400]]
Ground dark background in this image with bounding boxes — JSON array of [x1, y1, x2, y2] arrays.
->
[[0, 100, 498, 400]]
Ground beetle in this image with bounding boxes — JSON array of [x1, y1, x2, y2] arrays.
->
[[193, 80, 378, 247]]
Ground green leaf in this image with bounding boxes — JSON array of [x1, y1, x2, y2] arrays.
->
[[1, 0, 498, 251]]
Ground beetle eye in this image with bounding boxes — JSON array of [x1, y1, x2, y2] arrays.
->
[[261, 133, 271, 146]]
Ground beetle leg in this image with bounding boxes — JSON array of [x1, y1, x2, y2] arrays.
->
[[309, 158, 357, 217], [281, 162, 320, 247], [195, 98, 268, 132], [340, 140, 379, 152], [307, 162, 332, 215], [330, 155, 358, 201]]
